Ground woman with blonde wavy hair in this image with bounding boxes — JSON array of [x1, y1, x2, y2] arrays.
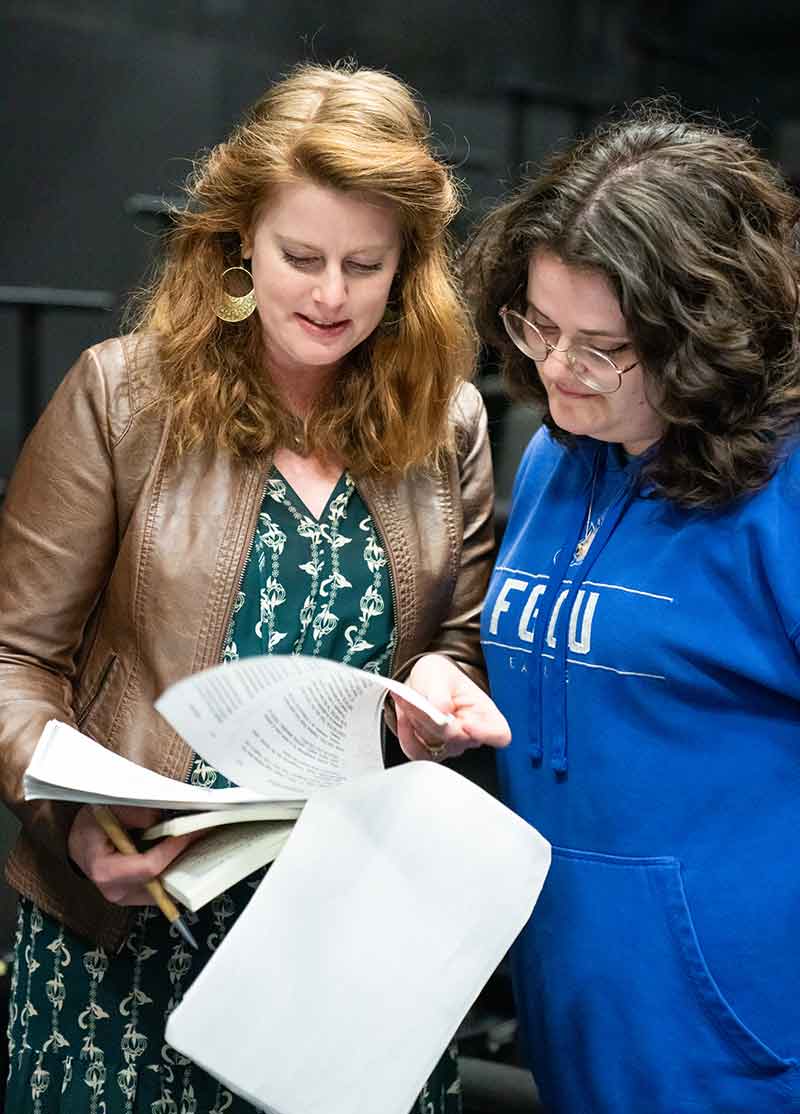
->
[[0, 62, 509, 1114]]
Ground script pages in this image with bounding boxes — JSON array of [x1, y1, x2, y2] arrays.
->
[[153, 653, 449, 794], [24, 655, 451, 909], [166, 761, 552, 1114], [153, 655, 451, 908]]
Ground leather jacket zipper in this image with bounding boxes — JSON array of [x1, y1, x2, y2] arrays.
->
[[180, 467, 270, 786], [357, 480, 399, 680], [75, 653, 118, 727], [219, 472, 271, 664]]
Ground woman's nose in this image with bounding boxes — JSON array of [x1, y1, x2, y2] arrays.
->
[[312, 268, 347, 310], [541, 346, 573, 375]]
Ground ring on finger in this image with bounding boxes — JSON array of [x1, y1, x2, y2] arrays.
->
[[418, 737, 448, 761]]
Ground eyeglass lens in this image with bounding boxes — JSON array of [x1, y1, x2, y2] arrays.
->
[[502, 310, 621, 393]]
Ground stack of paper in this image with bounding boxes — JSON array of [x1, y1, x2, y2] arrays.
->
[[23, 656, 454, 912], [166, 761, 550, 1114]]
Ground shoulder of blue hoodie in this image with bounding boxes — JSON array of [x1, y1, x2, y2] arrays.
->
[[509, 426, 585, 498], [734, 436, 800, 648], [501, 426, 800, 650]]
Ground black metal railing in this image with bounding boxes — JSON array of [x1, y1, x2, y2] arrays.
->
[[1, 286, 116, 439]]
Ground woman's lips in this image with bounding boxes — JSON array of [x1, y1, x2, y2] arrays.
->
[[553, 381, 595, 399], [296, 313, 350, 339]]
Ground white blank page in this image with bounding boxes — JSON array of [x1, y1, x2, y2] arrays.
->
[[166, 761, 551, 1114]]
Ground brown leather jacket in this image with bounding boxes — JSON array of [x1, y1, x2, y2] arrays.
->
[[0, 335, 495, 950]]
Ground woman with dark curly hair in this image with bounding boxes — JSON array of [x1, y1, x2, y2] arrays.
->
[[463, 106, 800, 1113]]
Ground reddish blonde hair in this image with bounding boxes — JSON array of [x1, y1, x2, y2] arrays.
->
[[129, 62, 476, 475]]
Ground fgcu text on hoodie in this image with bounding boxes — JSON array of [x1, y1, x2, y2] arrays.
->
[[482, 427, 800, 1114]]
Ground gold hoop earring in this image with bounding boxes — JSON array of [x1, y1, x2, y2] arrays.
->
[[379, 300, 401, 330], [214, 266, 256, 323]]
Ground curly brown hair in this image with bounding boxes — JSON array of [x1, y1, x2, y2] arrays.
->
[[463, 102, 800, 507], [127, 62, 476, 477]]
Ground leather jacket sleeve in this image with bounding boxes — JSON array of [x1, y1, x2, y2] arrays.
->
[[0, 346, 122, 855], [392, 383, 497, 691]]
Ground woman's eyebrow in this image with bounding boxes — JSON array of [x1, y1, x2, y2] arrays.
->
[[277, 236, 321, 251], [525, 300, 556, 323], [277, 234, 391, 254], [576, 326, 630, 339], [526, 300, 628, 340]]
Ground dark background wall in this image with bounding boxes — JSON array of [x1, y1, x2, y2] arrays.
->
[[1, 0, 799, 947], [3, 0, 800, 474]]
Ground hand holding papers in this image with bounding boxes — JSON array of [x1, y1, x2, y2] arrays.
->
[[25, 656, 449, 812], [23, 655, 452, 910], [23, 723, 301, 911], [23, 654, 552, 1113], [166, 761, 551, 1114], [154, 653, 448, 796]]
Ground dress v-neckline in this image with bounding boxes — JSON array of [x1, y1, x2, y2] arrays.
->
[[270, 465, 349, 523]]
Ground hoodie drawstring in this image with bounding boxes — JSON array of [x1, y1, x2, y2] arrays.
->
[[525, 456, 601, 766], [528, 446, 640, 775]]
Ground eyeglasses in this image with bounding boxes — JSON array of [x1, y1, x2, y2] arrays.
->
[[499, 305, 640, 394]]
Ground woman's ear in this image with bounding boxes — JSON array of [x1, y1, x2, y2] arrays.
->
[[240, 232, 253, 261]]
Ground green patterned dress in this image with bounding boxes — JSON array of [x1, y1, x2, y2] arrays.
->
[[5, 469, 460, 1114]]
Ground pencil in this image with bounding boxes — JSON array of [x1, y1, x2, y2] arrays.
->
[[91, 804, 199, 950]]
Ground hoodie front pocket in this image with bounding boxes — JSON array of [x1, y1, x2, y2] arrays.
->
[[515, 847, 798, 1114]]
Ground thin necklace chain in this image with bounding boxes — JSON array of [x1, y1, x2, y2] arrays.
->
[[573, 463, 600, 563], [573, 453, 633, 563]]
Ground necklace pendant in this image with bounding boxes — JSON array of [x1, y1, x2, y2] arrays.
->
[[573, 527, 596, 563]]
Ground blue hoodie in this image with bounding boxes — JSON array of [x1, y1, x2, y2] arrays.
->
[[481, 427, 800, 1113]]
